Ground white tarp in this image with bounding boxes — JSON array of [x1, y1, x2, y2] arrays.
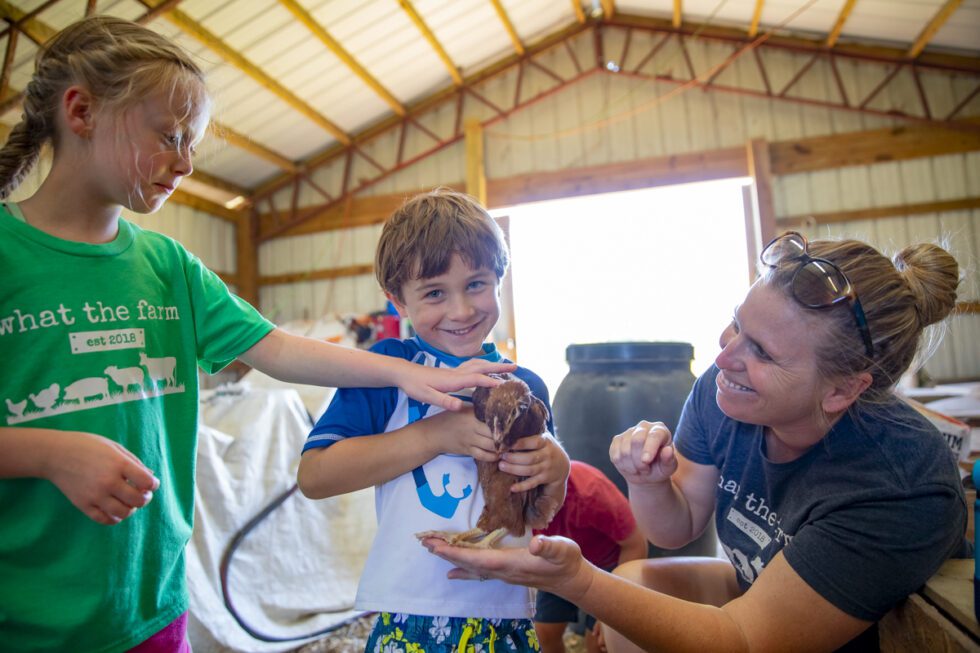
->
[[186, 383, 376, 652]]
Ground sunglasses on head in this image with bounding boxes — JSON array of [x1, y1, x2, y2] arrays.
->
[[760, 231, 874, 358]]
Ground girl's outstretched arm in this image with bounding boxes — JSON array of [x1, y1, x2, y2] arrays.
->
[[238, 328, 515, 411]]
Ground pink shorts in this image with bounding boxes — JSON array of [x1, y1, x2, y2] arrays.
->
[[128, 612, 191, 653]]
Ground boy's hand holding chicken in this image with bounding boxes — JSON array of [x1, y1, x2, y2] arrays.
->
[[417, 375, 569, 548]]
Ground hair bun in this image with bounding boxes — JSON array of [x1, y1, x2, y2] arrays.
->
[[893, 243, 960, 327]]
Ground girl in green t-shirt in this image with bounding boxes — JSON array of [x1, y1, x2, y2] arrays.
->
[[0, 15, 512, 653]]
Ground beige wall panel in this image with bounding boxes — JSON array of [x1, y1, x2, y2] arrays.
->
[[260, 40, 979, 378], [257, 224, 384, 322], [784, 153, 980, 381]]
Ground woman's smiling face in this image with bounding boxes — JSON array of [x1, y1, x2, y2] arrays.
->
[[713, 282, 837, 453]]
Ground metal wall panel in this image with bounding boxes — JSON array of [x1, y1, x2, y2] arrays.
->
[[261, 33, 979, 379], [782, 152, 980, 382]]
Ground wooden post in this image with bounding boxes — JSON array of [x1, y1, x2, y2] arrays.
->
[[746, 138, 777, 258], [465, 119, 487, 205], [236, 209, 259, 308]]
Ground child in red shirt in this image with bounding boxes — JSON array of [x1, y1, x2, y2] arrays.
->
[[534, 460, 647, 653]]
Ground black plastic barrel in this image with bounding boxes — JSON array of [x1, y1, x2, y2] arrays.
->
[[552, 341, 716, 557]]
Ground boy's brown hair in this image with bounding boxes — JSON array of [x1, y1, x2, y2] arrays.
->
[[375, 188, 510, 301]]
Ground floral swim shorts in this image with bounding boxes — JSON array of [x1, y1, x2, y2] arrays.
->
[[365, 612, 540, 653]]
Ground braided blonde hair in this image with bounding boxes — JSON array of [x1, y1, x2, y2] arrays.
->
[[0, 15, 208, 199]]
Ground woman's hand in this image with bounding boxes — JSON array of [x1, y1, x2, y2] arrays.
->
[[419, 406, 499, 462], [609, 420, 678, 487], [397, 358, 517, 412], [422, 534, 592, 600], [44, 431, 159, 525]]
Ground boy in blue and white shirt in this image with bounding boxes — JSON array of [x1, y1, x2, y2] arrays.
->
[[298, 189, 569, 652]]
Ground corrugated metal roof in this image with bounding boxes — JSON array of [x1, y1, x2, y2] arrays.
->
[[1, 0, 977, 207]]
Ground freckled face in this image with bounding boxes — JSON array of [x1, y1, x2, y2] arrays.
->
[[714, 283, 834, 451], [390, 254, 501, 358], [91, 87, 207, 214]]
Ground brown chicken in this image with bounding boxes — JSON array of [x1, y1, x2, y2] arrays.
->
[[416, 374, 557, 548]]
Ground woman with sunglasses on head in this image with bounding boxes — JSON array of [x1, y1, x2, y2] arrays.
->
[[423, 232, 967, 652]]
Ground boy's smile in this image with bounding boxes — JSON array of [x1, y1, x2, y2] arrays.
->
[[390, 254, 501, 358]]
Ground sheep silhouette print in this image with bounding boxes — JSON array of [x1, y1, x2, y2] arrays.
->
[[4, 349, 183, 426]]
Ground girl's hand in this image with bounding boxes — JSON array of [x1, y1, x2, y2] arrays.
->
[[422, 534, 591, 601], [501, 433, 569, 493], [44, 431, 159, 525], [609, 420, 678, 487], [397, 358, 516, 412], [419, 407, 499, 462]]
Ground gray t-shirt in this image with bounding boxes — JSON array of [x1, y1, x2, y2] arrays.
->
[[675, 366, 966, 624]]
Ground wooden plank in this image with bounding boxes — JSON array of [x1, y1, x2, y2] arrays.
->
[[398, 0, 461, 85], [278, 0, 404, 115], [879, 592, 977, 653], [259, 263, 374, 287], [907, 0, 965, 59], [770, 119, 980, 175], [235, 212, 258, 305], [956, 301, 980, 315], [747, 0, 764, 38], [825, 0, 857, 48], [747, 138, 777, 248], [490, 146, 748, 208], [150, 0, 350, 144], [465, 119, 487, 205], [922, 559, 980, 640], [169, 190, 241, 224], [779, 197, 980, 227]]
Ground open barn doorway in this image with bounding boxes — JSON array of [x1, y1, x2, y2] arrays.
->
[[492, 177, 753, 398]]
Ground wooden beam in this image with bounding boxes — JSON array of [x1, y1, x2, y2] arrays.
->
[[769, 118, 980, 175], [258, 114, 980, 241], [257, 187, 465, 239], [606, 13, 980, 74], [187, 168, 250, 199], [170, 189, 242, 223], [746, 138, 776, 250], [779, 197, 980, 227], [490, 146, 747, 208], [465, 119, 487, 205], [672, 0, 681, 28], [277, 0, 405, 116], [252, 20, 590, 201], [601, 0, 615, 20], [748, 0, 764, 38], [235, 211, 258, 304], [955, 301, 980, 315], [0, 0, 56, 43], [259, 263, 374, 287], [826, 0, 857, 48], [398, 0, 462, 85], [741, 184, 760, 283], [490, 0, 525, 55], [210, 122, 298, 173], [150, 1, 351, 144], [571, 0, 586, 24], [907, 0, 964, 59], [0, 29, 16, 100], [214, 270, 239, 287]]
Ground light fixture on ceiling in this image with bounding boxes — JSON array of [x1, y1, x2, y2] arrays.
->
[[606, 61, 620, 72], [224, 195, 247, 210]]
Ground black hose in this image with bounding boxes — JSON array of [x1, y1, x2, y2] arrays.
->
[[218, 481, 371, 642]]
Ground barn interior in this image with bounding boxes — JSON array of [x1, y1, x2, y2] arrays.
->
[[1, 1, 979, 651]]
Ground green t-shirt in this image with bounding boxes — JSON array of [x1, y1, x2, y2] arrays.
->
[[0, 206, 274, 651]]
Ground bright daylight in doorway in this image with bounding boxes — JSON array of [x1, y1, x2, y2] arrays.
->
[[494, 177, 753, 398]]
